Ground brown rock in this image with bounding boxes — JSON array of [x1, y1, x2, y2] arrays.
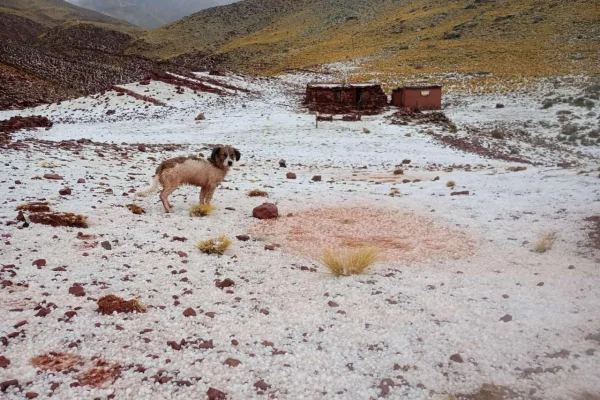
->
[[32, 259, 46, 268], [205, 312, 215, 318], [379, 378, 395, 397], [183, 308, 197, 317], [449, 353, 464, 363], [69, 285, 85, 297], [77, 178, 86, 183], [236, 234, 250, 241], [167, 341, 182, 350], [106, 110, 116, 115], [0, 379, 18, 392], [252, 203, 278, 219], [64, 311, 77, 318], [286, 172, 296, 179], [215, 278, 235, 289], [254, 380, 271, 391], [450, 191, 470, 196], [264, 244, 275, 251], [26, 392, 38, 399], [224, 358, 241, 367], [59, 187, 72, 196], [207, 388, 226, 400], [101, 241, 112, 250], [35, 308, 51, 317], [328, 301, 339, 308], [312, 175, 322, 182], [402, 159, 411, 164], [195, 113, 206, 121], [16, 211, 25, 221], [0, 356, 9, 368], [43, 174, 63, 180]]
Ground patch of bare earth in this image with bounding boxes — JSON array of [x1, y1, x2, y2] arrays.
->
[[77, 360, 122, 388], [250, 207, 475, 262], [31, 352, 82, 371]]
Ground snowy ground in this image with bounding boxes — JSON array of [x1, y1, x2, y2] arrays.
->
[[1, 70, 599, 400]]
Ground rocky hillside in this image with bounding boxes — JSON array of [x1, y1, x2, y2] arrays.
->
[[0, 0, 184, 110], [130, 0, 599, 79], [65, 0, 237, 29]]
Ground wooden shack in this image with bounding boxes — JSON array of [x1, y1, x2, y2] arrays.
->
[[391, 85, 442, 110], [305, 82, 388, 115]]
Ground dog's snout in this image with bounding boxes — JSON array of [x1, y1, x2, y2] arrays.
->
[[228, 161, 233, 166]]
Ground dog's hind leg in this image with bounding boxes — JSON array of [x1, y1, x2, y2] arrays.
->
[[160, 186, 177, 213]]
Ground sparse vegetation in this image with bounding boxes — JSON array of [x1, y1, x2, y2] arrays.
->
[[533, 232, 557, 253], [507, 166, 527, 172], [319, 247, 379, 276], [29, 212, 88, 228], [248, 189, 269, 197], [17, 201, 51, 213], [490, 129, 506, 139], [96, 295, 146, 314], [446, 180, 456, 188], [126, 204, 145, 215], [31, 352, 82, 372], [189, 203, 215, 217], [40, 161, 57, 168], [196, 235, 232, 255]]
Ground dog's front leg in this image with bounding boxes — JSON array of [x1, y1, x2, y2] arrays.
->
[[204, 186, 216, 205], [199, 187, 207, 204]]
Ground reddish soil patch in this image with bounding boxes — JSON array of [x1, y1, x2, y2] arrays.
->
[[250, 207, 475, 262], [77, 360, 121, 388], [29, 212, 88, 228], [97, 295, 146, 314], [31, 352, 82, 372]]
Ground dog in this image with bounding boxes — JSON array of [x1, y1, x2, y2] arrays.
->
[[136, 146, 241, 213]]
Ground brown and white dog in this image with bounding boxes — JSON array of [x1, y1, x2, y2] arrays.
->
[[136, 146, 241, 213]]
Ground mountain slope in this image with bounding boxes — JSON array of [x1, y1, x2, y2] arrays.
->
[[65, 0, 237, 28], [130, 0, 599, 79]]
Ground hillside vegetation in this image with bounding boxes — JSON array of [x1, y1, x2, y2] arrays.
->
[[130, 0, 599, 82]]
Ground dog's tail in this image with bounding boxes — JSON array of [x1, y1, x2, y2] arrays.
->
[[135, 175, 160, 197]]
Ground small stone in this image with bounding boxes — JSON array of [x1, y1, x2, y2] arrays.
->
[[254, 380, 271, 391], [101, 241, 112, 250], [205, 312, 215, 318], [69, 285, 85, 297], [59, 187, 72, 196], [183, 308, 197, 317], [16, 211, 25, 221], [43, 174, 62, 180], [363, 128, 371, 134], [26, 392, 38, 399], [537, 282, 544, 287], [35, 308, 51, 317], [0, 380, 18, 392], [328, 301, 339, 308], [32, 259, 46, 268], [286, 172, 297, 179], [500, 314, 513, 322], [312, 175, 322, 182], [236, 234, 250, 241], [215, 278, 235, 289], [450, 190, 470, 196], [167, 341, 182, 350], [0, 356, 10, 368], [496, 103, 505, 108], [450, 353, 464, 363], [279, 159, 286, 168], [264, 244, 275, 251], [77, 178, 85, 183], [207, 388, 226, 400]]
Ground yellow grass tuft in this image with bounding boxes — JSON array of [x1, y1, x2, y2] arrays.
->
[[446, 180, 456, 188], [319, 247, 379, 276], [533, 232, 557, 253], [40, 161, 57, 168], [248, 189, 269, 197], [189, 203, 215, 217], [196, 235, 231, 255]]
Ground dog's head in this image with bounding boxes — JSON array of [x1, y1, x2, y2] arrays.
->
[[210, 146, 241, 168]]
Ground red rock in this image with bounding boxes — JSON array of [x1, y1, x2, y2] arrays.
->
[[195, 113, 206, 121], [379, 378, 395, 397], [450, 191, 470, 196], [264, 244, 275, 251], [101, 241, 112, 250], [328, 301, 339, 307], [32, 259, 46, 268], [34, 308, 50, 317], [64, 311, 77, 318], [167, 341, 182, 350], [402, 159, 411, 164], [0, 380, 18, 392], [252, 203, 278, 219], [13, 320, 26, 328], [205, 312, 215, 318], [254, 380, 271, 391], [106, 110, 116, 115], [236, 234, 250, 241], [215, 279, 235, 289], [69, 285, 85, 297], [259, 309, 269, 315], [177, 251, 187, 258], [286, 172, 297, 179], [16, 211, 25, 221], [59, 187, 72, 196], [198, 340, 214, 349], [0, 356, 9, 368], [207, 388, 226, 400], [449, 353, 464, 363], [77, 178, 85, 183], [183, 308, 197, 317], [537, 282, 544, 287], [137, 144, 146, 152], [43, 174, 62, 180], [312, 175, 322, 182]]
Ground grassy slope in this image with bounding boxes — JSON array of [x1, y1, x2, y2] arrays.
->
[[130, 0, 599, 84]]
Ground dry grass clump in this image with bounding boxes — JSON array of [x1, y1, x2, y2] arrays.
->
[[40, 161, 57, 168], [189, 203, 215, 217], [319, 247, 378, 276], [248, 189, 269, 197], [17, 202, 51, 213], [126, 204, 145, 215], [29, 212, 88, 228], [196, 235, 231, 255], [96, 295, 146, 315], [507, 166, 527, 172], [533, 232, 557, 253], [446, 180, 456, 188], [393, 168, 404, 175]]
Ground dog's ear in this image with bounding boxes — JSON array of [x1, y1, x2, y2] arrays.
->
[[210, 147, 221, 161], [234, 148, 241, 161]]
